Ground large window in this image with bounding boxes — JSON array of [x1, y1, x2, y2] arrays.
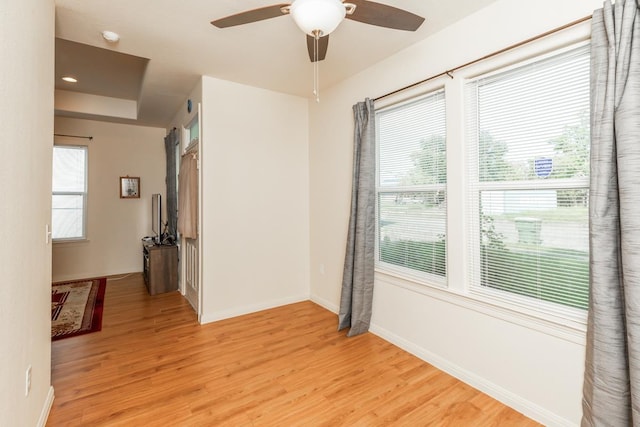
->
[[373, 39, 590, 326], [466, 44, 590, 318], [376, 90, 447, 283], [52, 145, 88, 241]]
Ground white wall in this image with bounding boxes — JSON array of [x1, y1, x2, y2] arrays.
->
[[0, 0, 55, 425], [309, 0, 601, 425], [199, 76, 310, 322], [55, 90, 138, 121], [52, 117, 166, 282]]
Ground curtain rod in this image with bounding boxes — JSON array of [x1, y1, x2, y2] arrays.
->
[[54, 133, 93, 141], [373, 14, 592, 102]]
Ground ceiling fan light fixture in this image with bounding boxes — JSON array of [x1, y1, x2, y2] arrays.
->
[[289, 0, 346, 37]]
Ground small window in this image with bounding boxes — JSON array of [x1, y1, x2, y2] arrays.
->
[[189, 116, 199, 145], [465, 44, 590, 319], [52, 145, 88, 241], [376, 90, 447, 284]]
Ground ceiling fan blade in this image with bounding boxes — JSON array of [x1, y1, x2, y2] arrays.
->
[[306, 34, 329, 62], [346, 0, 425, 31], [211, 4, 289, 28]]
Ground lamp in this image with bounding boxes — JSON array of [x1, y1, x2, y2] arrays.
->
[[289, 0, 347, 37]]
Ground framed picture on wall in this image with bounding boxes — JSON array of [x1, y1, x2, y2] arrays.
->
[[120, 176, 140, 199]]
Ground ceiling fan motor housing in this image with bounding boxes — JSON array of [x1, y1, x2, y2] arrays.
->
[[289, 0, 347, 37]]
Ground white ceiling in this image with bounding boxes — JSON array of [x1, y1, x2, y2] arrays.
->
[[54, 0, 499, 127]]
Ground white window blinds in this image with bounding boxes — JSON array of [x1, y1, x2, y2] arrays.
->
[[376, 90, 447, 283], [52, 145, 88, 240], [465, 44, 590, 320]]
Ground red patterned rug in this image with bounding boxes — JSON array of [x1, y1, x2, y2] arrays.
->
[[51, 277, 106, 341]]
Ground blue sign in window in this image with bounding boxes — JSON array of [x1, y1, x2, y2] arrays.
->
[[534, 157, 553, 178]]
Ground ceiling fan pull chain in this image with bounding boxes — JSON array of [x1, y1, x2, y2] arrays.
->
[[313, 30, 320, 102]]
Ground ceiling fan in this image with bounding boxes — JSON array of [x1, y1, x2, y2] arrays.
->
[[211, 0, 425, 63]]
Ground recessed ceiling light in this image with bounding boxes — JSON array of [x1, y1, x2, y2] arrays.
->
[[62, 76, 78, 83], [102, 30, 120, 43]]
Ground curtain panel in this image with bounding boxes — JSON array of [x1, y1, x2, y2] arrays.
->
[[583, 1, 640, 425], [164, 128, 178, 239], [338, 98, 376, 337]]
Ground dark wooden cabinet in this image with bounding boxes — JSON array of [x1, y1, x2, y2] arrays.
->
[[142, 243, 178, 295]]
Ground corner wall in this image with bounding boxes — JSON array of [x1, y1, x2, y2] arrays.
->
[[0, 0, 55, 425], [199, 76, 310, 322], [308, 0, 601, 425], [52, 117, 166, 282]]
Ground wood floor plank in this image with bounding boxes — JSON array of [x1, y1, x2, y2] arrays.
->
[[47, 273, 541, 426]]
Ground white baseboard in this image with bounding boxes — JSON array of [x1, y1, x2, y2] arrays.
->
[[199, 294, 309, 324], [37, 386, 54, 427], [309, 294, 338, 314], [369, 323, 576, 427]]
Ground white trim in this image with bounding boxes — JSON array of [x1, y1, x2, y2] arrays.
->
[[375, 81, 446, 112], [369, 323, 576, 427], [196, 102, 204, 321], [376, 262, 447, 289], [199, 294, 310, 324], [376, 271, 586, 344], [310, 294, 339, 314], [52, 238, 90, 245], [37, 386, 55, 427]]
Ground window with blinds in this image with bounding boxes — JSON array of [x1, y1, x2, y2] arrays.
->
[[465, 44, 590, 319], [52, 145, 88, 241], [376, 90, 447, 284]]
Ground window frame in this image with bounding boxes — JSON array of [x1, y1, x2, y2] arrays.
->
[[52, 144, 88, 242], [464, 42, 591, 324], [372, 26, 591, 336], [375, 88, 448, 287]]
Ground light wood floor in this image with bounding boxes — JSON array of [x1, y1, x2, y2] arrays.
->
[[47, 274, 540, 426]]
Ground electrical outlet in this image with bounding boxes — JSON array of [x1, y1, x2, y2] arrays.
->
[[319, 264, 325, 275], [25, 365, 31, 397]]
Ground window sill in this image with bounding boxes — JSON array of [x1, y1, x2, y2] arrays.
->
[[53, 238, 90, 246], [375, 268, 587, 345]]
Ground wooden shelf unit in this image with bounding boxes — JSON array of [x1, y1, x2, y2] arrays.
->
[[142, 242, 178, 295]]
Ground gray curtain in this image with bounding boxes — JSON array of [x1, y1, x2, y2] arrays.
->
[[164, 128, 178, 239], [338, 98, 376, 337], [583, 1, 640, 425]]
